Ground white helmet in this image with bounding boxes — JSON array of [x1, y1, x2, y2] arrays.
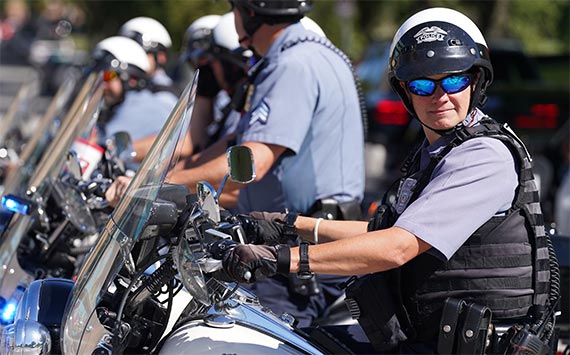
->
[[300, 17, 325, 37], [119, 17, 172, 52], [182, 14, 222, 64], [211, 13, 253, 66], [388, 7, 493, 131], [212, 12, 240, 52], [186, 14, 221, 43], [92, 36, 150, 77]]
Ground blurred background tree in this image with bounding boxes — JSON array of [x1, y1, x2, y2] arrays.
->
[[2, 0, 568, 62]]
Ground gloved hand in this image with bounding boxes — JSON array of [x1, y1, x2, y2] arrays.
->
[[234, 212, 297, 245], [220, 243, 291, 283], [196, 65, 221, 98], [249, 211, 287, 222]]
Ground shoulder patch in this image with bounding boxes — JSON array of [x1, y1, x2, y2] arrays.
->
[[249, 100, 270, 126]]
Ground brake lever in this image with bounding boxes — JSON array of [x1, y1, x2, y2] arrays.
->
[[199, 258, 223, 273]]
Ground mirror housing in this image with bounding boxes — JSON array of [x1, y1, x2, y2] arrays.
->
[[196, 181, 220, 223]]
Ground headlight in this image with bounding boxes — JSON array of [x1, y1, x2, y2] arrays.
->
[[52, 180, 97, 235], [174, 235, 210, 305], [1, 319, 52, 354]]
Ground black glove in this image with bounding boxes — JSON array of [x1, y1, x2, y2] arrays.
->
[[234, 212, 297, 245], [196, 65, 220, 98], [221, 244, 290, 283], [208, 238, 238, 260]]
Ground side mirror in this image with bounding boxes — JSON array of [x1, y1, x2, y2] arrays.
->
[[65, 151, 82, 180], [106, 131, 135, 164], [215, 145, 256, 199], [227, 146, 256, 184]]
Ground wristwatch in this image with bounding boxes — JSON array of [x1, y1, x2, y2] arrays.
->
[[297, 241, 313, 280]]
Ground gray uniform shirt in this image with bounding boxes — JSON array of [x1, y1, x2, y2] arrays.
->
[[104, 89, 177, 142], [236, 22, 364, 213], [394, 113, 518, 260]]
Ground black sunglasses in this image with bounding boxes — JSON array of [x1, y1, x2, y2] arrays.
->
[[407, 73, 473, 97]]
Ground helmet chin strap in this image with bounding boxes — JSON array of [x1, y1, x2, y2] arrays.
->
[[238, 35, 250, 44]]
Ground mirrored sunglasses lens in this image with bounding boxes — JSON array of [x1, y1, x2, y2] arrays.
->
[[103, 71, 117, 82], [441, 75, 471, 94], [408, 79, 435, 96]]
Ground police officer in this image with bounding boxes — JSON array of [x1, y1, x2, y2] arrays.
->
[[104, 14, 251, 206], [218, 7, 559, 353], [118, 16, 175, 88], [166, 0, 365, 327], [183, 12, 252, 154], [92, 36, 177, 163]]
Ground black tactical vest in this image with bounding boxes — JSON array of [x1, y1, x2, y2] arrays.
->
[[370, 118, 551, 341]]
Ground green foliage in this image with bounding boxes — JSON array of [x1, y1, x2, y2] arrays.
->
[[508, 0, 570, 54], [10, 0, 566, 58]]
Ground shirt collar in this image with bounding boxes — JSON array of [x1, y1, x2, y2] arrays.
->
[[263, 21, 308, 62]]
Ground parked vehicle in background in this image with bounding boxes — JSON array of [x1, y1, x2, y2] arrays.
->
[[357, 40, 569, 226]]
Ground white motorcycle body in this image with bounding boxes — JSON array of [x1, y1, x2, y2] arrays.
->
[[160, 287, 322, 354]]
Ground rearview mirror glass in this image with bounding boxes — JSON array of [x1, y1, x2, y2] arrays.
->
[[227, 146, 255, 184], [107, 131, 135, 163]]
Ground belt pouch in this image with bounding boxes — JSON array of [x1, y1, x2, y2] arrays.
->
[[437, 297, 467, 354]]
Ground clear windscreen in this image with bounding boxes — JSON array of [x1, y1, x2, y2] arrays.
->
[[2, 76, 79, 196], [62, 73, 198, 354]]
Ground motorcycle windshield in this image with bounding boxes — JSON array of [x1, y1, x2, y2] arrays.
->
[[0, 74, 102, 300], [62, 73, 197, 355], [1, 76, 78, 196], [0, 81, 37, 147]]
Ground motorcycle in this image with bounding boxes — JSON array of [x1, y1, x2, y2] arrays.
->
[[1, 72, 348, 354], [0, 81, 39, 187], [0, 73, 104, 327], [1, 75, 78, 197]]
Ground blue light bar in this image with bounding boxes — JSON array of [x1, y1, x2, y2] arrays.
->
[[1, 195, 32, 215], [0, 302, 17, 324]]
